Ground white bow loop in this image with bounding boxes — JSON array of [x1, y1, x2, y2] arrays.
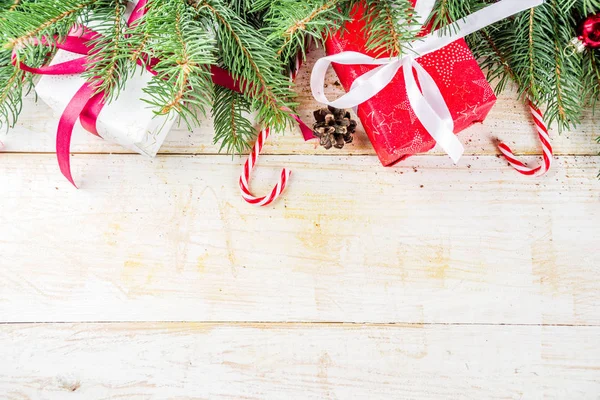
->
[[402, 56, 463, 163]]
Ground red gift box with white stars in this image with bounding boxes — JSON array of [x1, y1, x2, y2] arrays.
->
[[324, 3, 497, 166]]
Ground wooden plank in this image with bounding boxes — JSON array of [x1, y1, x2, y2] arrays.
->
[[1, 154, 599, 324], [2, 49, 599, 156], [1, 323, 599, 399]]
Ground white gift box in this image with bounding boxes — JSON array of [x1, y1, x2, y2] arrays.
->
[[35, 49, 176, 157]]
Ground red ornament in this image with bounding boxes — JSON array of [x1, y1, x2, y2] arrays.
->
[[579, 13, 600, 49]]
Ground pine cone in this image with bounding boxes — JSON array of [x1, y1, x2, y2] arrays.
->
[[312, 106, 357, 149]]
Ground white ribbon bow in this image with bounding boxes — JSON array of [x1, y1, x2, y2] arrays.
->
[[311, 0, 545, 164]]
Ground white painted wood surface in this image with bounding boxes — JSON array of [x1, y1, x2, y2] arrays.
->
[[2, 323, 600, 399], [1, 155, 599, 326], [1, 48, 599, 398]]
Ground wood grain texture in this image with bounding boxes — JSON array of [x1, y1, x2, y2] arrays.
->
[[1, 154, 598, 324], [2, 49, 599, 156], [2, 323, 599, 400]]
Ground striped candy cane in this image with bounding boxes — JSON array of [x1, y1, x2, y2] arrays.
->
[[498, 100, 553, 176], [239, 128, 292, 206], [290, 46, 304, 81], [240, 40, 312, 206]]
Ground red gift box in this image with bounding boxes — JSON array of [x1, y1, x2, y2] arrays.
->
[[324, 4, 497, 166]]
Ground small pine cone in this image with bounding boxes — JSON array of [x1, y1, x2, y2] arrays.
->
[[332, 133, 346, 149], [315, 126, 335, 149], [313, 108, 330, 123], [320, 136, 333, 150], [312, 106, 357, 150], [330, 106, 342, 118], [343, 131, 354, 144]]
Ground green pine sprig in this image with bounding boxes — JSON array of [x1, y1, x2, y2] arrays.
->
[[189, 0, 297, 133], [135, 0, 216, 128], [212, 85, 256, 154], [82, 0, 131, 101], [361, 0, 419, 57], [0, 0, 20, 12], [259, 0, 348, 64], [0, 55, 24, 131]]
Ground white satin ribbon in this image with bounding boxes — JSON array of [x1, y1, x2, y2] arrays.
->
[[412, 0, 436, 28], [311, 0, 545, 164]]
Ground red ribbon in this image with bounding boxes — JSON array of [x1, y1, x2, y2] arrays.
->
[[13, 0, 312, 187]]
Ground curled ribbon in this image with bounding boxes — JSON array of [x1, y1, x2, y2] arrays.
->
[[311, 0, 545, 164]]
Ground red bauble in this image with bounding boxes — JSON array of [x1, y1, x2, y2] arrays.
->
[[579, 13, 600, 49]]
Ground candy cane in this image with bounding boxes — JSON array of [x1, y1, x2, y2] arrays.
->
[[240, 40, 312, 206], [239, 128, 292, 206], [498, 100, 553, 176], [290, 47, 303, 81]]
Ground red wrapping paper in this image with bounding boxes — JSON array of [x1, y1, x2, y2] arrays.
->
[[325, 4, 497, 166]]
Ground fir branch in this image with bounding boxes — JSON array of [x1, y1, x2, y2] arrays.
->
[[0, 0, 101, 104], [579, 0, 600, 14], [196, 1, 272, 99], [0, 60, 24, 130], [140, 0, 216, 127], [429, 0, 476, 33], [0, 0, 15, 10], [527, 8, 537, 98], [361, 0, 418, 57], [227, 0, 263, 27], [438, 0, 448, 21], [547, 1, 583, 129], [227, 0, 252, 16], [469, 29, 520, 94], [1, 0, 96, 51], [370, 2, 402, 55], [583, 51, 600, 107], [259, 0, 347, 66], [281, 0, 337, 46], [497, 4, 554, 103], [432, 0, 586, 131], [83, 0, 130, 100], [8, 0, 20, 12], [550, 6, 567, 126], [129, 32, 150, 64], [278, 0, 341, 58], [190, 0, 296, 131], [158, 6, 194, 115], [212, 85, 256, 154]]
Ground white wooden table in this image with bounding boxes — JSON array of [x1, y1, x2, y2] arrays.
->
[[1, 52, 600, 399]]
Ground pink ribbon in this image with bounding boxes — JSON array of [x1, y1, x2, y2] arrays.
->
[[13, 0, 312, 186], [13, 1, 151, 187]]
